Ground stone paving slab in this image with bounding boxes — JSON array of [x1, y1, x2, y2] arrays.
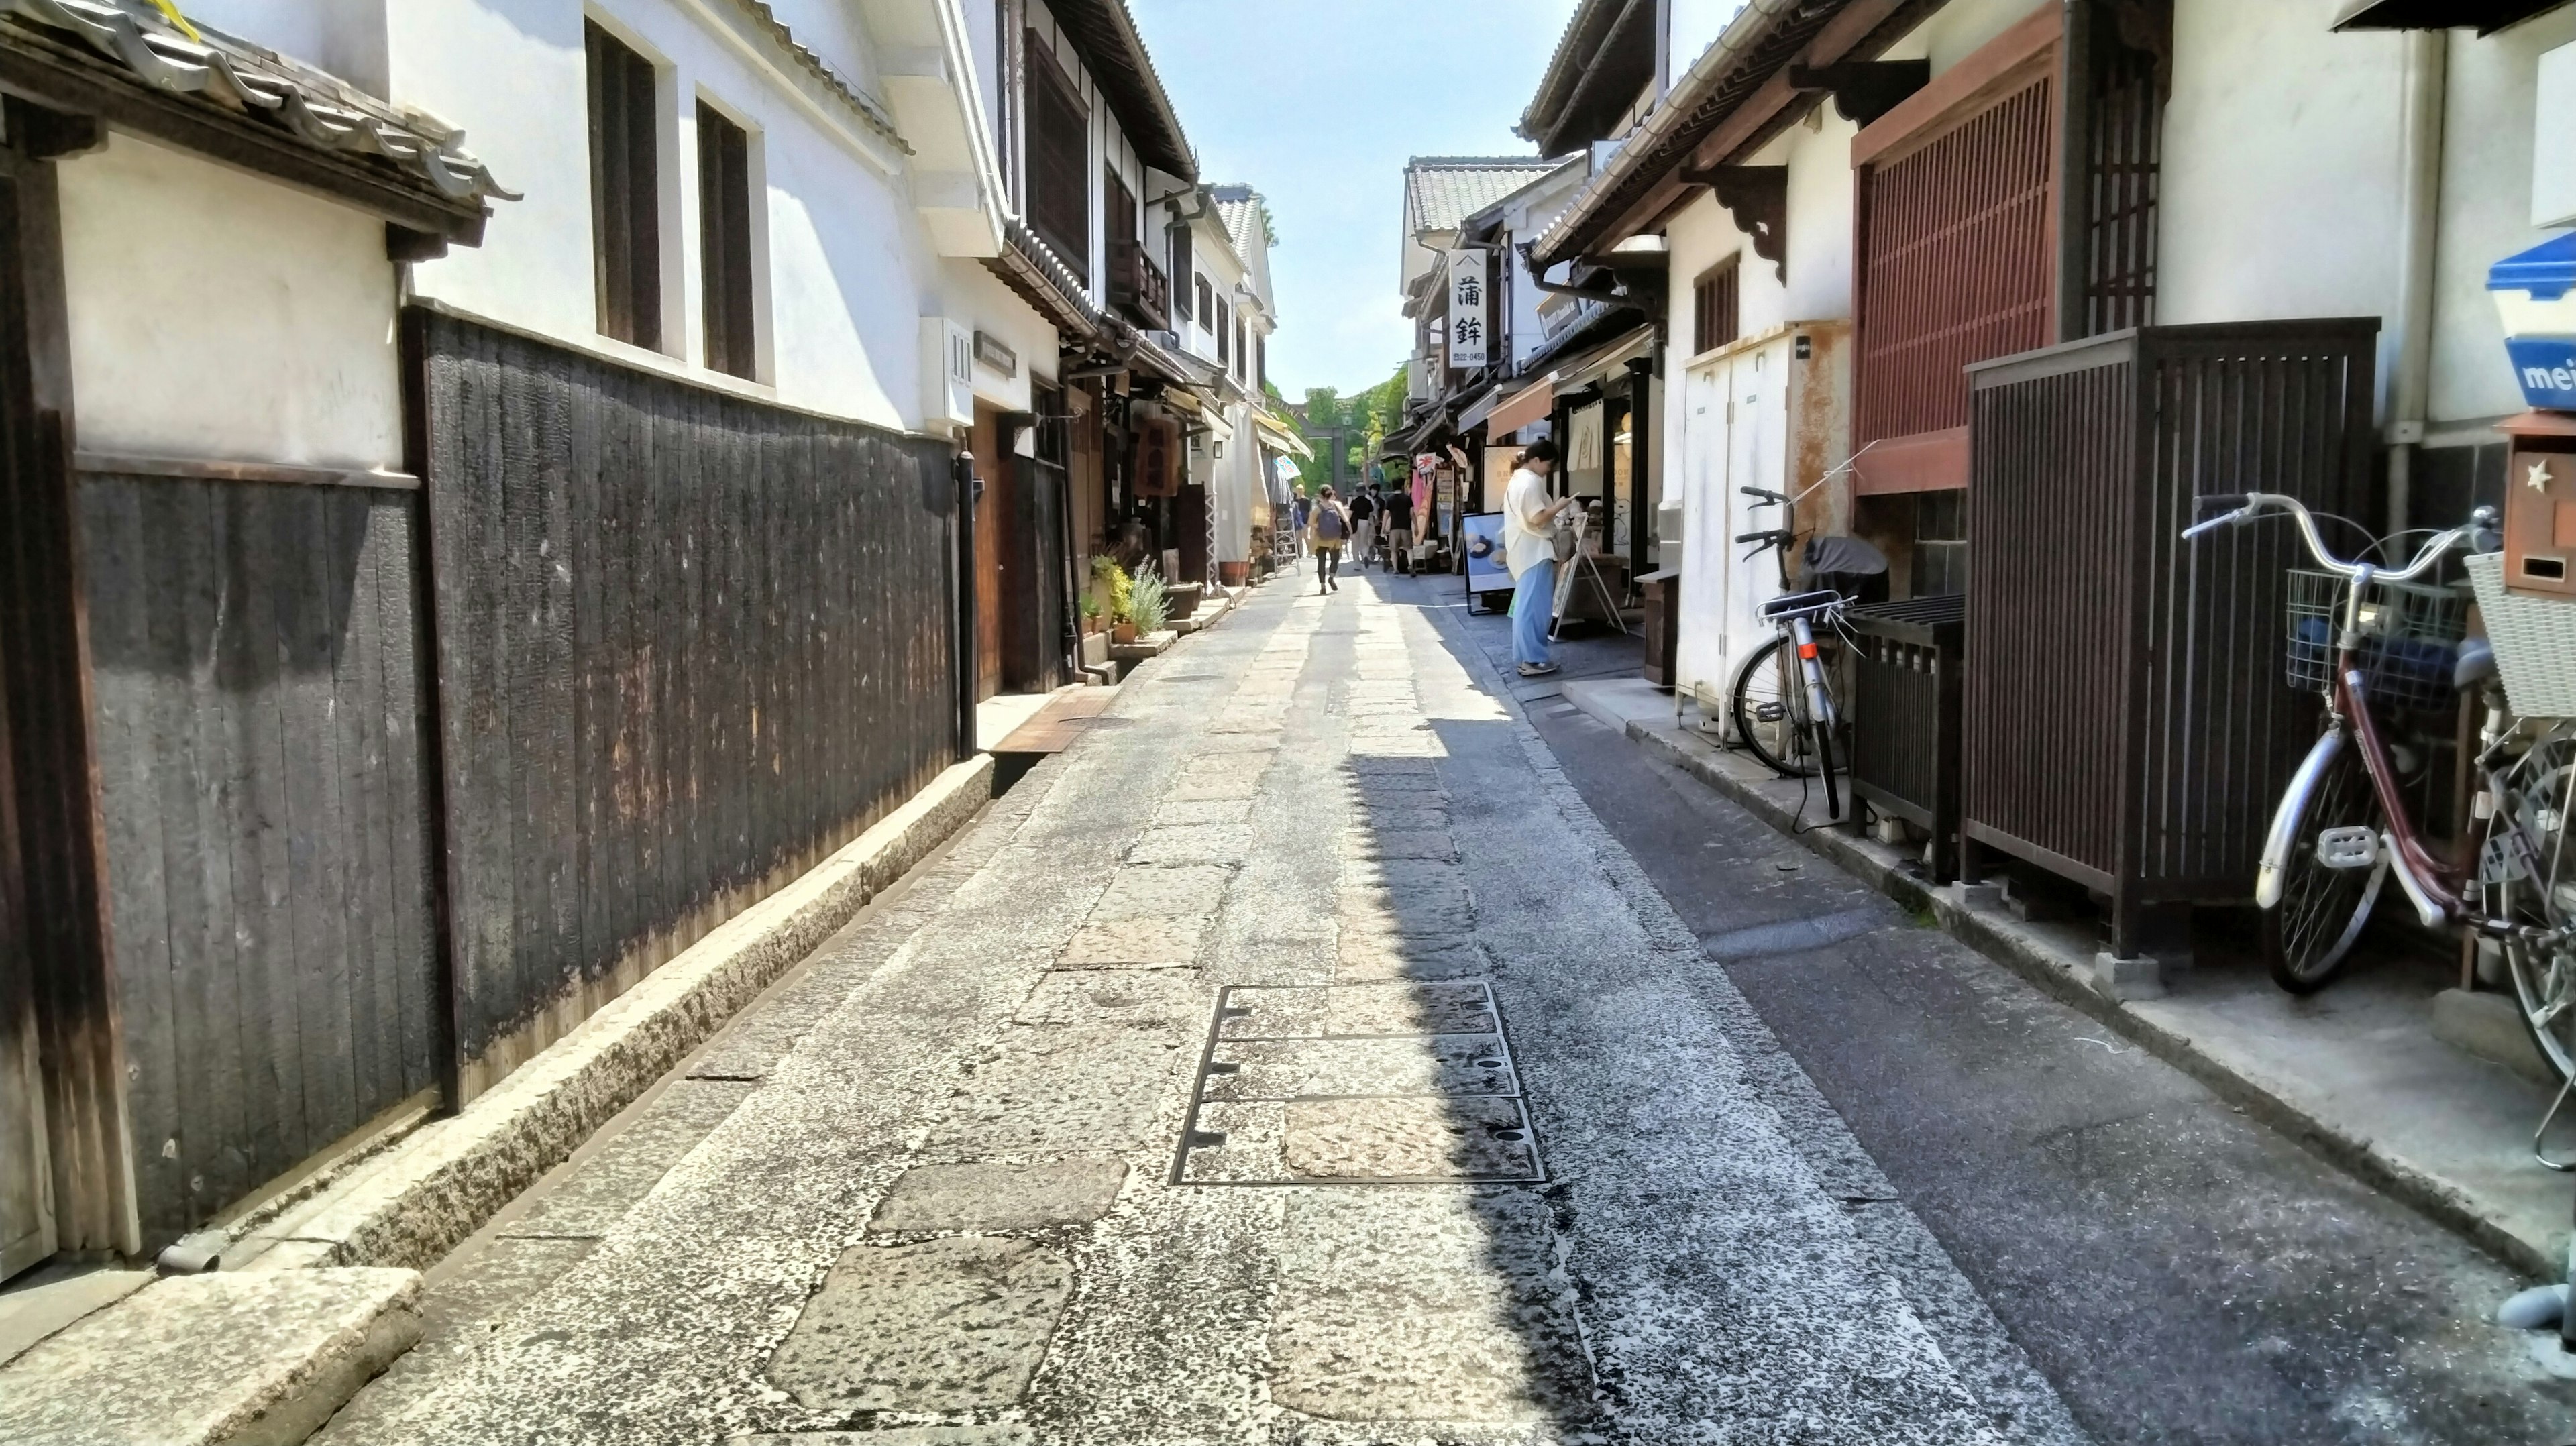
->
[[867, 1160, 1129, 1235], [1203, 1034, 1519, 1101], [765, 1237, 1072, 1411]]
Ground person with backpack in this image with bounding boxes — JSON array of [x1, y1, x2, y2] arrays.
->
[[1347, 484, 1379, 571], [1381, 480, 1415, 575], [1309, 485, 1352, 593]]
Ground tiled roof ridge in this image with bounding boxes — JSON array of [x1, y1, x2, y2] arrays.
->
[[721, 0, 906, 149], [1406, 154, 1558, 170], [0, 0, 517, 205]]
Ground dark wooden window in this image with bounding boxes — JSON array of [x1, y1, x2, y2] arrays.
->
[[1171, 226, 1193, 322], [587, 21, 661, 349], [1256, 335, 1267, 390], [1024, 32, 1089, 282], [1195, 274, 1212, 331], [1691, 257, 1739, 355], [698, 103, 757, 380], [1854, 74, 2056, 448], [1234, 318, 1246, 379], [1104, 165, 1136, 258], [2074, 32, 2164, 337], [1913, 488, 1967, 596], [1215, 297, 1230, 366]]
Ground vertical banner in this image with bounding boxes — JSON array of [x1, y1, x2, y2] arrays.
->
[[1446, 249, 1488, 370]]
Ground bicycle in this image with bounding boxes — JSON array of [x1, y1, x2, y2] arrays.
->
[[2180, 495, 2571, 1006], [1727, 486, 1854, 820]]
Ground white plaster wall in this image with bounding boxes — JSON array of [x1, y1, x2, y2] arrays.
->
[[2157, 1, 2406, 406], [947, 258, 1055, 413], [58, 132, 401, 470], [182, 0, 391, 93], [390, 0, 1041, 433], [2429, 8, 2576, 424], [1875, 0, 2051, 69]]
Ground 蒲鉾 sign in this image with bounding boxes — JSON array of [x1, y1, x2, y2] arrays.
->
[[1447, 249, 1488, 370]]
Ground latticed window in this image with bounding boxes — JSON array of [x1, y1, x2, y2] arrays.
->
[[1692, 258, 1739, 355], [586, 22, 661, 349], [1024, 33, 1089, 282]]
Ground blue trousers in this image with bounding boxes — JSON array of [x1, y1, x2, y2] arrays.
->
[[1508, 559, 1556, 667]]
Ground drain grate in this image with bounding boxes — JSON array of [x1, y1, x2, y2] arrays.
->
[[1171, 981, 1542, 1186]]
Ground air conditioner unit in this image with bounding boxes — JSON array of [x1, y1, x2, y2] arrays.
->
[[921, 317, 973, 429]]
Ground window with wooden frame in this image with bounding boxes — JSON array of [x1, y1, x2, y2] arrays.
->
[[1256, 335, 1267, 390], [1171, 226, 1193, 322], [1234, 317, 1246, 380], [697, 102, 757, 380], [1195, 274, 1213, 332], [1692, 256, 1739, 355], [1215, 298, 1230, 366], [1023, 31, 1089, 282], [586, 21, 661, 349]]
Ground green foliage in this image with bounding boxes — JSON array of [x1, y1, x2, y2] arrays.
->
[[1079, 592, 1102, 620], [1260, 202, 1280, 249], [1128, 565, 1170, 634], [1090, 555, 1133, 623]]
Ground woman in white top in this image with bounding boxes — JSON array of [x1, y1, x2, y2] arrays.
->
[[1501, 440, 1570, 677]]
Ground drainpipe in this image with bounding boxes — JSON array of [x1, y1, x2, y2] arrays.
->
[[2387, 29, 2447, 539]]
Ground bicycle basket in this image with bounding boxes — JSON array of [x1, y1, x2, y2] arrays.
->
[[2467, 552, 2576, 718], [2283, 569, 2471, 711]]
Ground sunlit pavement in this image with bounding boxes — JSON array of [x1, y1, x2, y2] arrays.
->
[[318, 570, 2080, 1445]]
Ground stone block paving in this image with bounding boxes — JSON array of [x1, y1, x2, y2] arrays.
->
[[317, 576, 2074, 1446]]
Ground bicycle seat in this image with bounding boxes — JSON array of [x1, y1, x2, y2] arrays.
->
[[2454, 637, 2497, 691]]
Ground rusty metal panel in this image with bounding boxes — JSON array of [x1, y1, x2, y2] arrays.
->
[[415, 309, 959, 1095], [1962, 321, 2379, 913], [1856, 76, 2058, 450]]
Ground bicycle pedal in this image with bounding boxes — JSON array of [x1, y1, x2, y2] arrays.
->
[[1754, 702, 1788, 723], [2314, 826, 2380, 869]]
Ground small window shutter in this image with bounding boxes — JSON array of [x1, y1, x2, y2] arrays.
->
[[1171, 228, 1193, 321]]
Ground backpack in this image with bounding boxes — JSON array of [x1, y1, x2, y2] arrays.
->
[[1315, 503, 1348, 541]]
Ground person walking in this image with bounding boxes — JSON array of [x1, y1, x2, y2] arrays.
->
[[1289, 487, 1312, 559], [1502, 441, 1569, 677], [1309, 485, 1352, 593], [1381, 478, 1415, 575], [1347, 484, 1379, 571]]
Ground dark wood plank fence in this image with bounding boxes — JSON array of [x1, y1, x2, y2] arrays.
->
[[411, 309, 960, 1091], [81, 474, 441, 1243]]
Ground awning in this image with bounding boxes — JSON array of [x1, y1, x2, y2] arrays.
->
[[1254, 412, 1313, 460], [2332, 0, 2566, 34], [1452, 384, 1503, 433], [1553, 323, 1656, 394], [1488, 378, 1556, 436]]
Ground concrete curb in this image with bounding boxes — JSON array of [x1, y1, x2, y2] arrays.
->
[[1611, 710, 2563, 1280], [244, 757, 996, 1274]]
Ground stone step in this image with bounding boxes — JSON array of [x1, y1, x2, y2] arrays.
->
[[0, 1268, 421, 1446]]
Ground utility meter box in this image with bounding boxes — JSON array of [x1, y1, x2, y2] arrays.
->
[[2499, 410, 2576, 599], [2489, 234, 2576, 412], [920, 317, 974, 430]]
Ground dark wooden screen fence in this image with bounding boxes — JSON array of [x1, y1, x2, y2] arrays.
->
[[1962, 320, 2378, 955], [81, 474, 441, 1244], [411, 308, 961, 1093]]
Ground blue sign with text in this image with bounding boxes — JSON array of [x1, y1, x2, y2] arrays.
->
[[2506, 335, 2576, 411]]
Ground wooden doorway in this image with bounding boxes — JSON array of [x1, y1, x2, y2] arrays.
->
[[971, 404, 1008, 700], [0, 621, 48, 1280]]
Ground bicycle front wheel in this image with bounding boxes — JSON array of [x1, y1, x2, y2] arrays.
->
[[1732, 634, 1824, 777], [2496, 728, 2576, 1082], [2262, 736, 2388, 994]]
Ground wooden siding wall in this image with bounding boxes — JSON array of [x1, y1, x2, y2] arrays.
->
[[1963, 323, 2377, 936], [80, 476, 440, 1243], [1856, 76, 2057, 447], [414, 309, 959, 1091]]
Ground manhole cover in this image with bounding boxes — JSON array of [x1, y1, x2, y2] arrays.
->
[[1172, 981, 1541, 1186]]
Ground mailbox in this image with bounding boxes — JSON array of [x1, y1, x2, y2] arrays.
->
[[2489, 234, 2576, 412], [2499, 410, 2576, 598]]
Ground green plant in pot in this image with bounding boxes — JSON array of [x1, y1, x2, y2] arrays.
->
[[1079, 592, 1104, 636], [1128, 565, 1170, 637], [1093, 556, 1136, 643]]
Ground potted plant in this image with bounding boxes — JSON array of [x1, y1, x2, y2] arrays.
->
[[1079, 593, 1103, 636], [1129, 565, 1170, 637], [1091, 557, 1136, 643]]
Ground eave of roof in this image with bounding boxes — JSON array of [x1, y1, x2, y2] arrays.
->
[[1517, 0, 1657, 158], [1532, 0, 1907, 271], [1404, 154, 1563, 238], [0, 0, 513, 232], [989, 216, 1104, 341], [1047, 0, 1195, 180]]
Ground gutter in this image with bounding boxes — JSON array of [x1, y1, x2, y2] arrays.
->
[[2387, 30, 2447, 536]]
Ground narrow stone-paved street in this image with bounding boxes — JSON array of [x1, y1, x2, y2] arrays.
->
[[315, 573, 2083, 1445]]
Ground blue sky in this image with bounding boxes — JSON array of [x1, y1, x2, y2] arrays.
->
[[1128, 0, 1572, 400]]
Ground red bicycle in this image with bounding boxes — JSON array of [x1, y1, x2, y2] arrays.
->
[[2183, 494, 2534, 993]]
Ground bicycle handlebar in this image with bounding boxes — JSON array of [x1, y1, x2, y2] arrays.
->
[[2180, 492, 2475, 583], [1739, 486, 1788, 505], [1735, 529, 1794, 547]]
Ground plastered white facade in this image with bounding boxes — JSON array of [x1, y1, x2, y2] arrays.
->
[[57, 131, 402, 471], [178, 0, 1036, 437]]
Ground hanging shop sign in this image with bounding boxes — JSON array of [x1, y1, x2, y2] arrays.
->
[[1132, 406, 1181, 497], [1446, 249, 1489, 370]]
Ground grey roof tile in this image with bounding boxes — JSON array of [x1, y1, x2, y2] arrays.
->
[[1403, 156, 1561, 237]]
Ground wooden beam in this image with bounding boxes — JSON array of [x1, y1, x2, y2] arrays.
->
[[1787, 59, 1930, 127], [1680, 164, 1788, 282]]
